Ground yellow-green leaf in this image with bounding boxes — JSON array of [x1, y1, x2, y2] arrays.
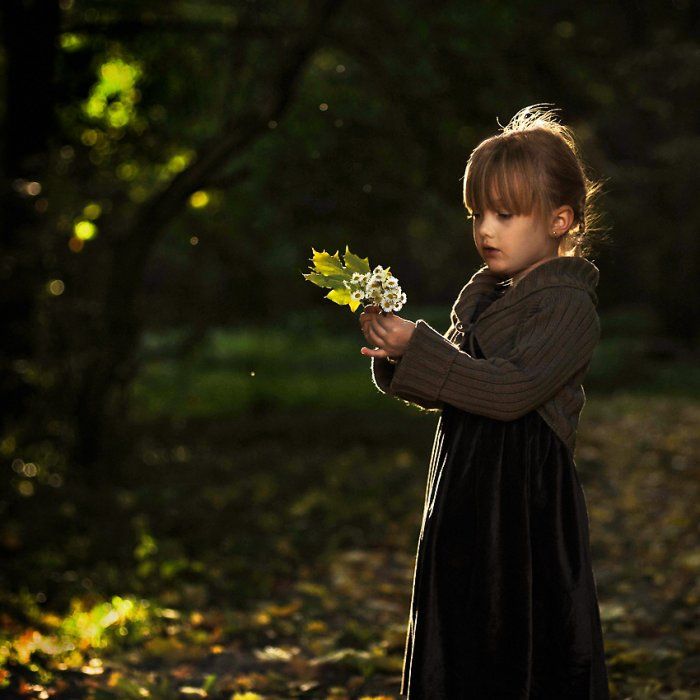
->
[[342, 244, 370, 274], [311, 247, 344, 275], [322, 274, 350, 290], [326, 287, 351, 305], [302, 272, 331, 287], [303, 272, 348, 290]]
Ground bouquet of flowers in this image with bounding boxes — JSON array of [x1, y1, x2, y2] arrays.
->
[[302, 245, 407, 313]]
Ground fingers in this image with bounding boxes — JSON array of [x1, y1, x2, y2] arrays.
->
[[364, 323, 387, 349], [359, 304, 391, 355], [359, 315, 372, 337], [359, 304, 378, 317], [360, 306, 392, 335], [359, 315, 389, 351], [373, 312, 392, 330], [360, 309, 386, 343], [360, 346, 388, 359], [359, 305, 380, 326]]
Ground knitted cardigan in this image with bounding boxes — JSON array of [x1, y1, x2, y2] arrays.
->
[[370, 256, 601, 455]]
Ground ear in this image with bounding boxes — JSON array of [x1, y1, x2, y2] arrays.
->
[[551, 204, 575, 234]]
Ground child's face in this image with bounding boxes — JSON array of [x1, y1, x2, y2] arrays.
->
[[471, 204, 559, 284]]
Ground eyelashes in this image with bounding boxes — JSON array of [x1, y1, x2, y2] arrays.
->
[[468, 213, 512, 220]]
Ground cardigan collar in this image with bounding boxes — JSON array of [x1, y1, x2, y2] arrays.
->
[[451, 255, 600, 327]]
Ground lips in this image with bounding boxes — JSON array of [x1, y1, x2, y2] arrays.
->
[[483, 246, 500, 252]]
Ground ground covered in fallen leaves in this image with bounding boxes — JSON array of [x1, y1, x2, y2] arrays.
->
[[1, 394, 699, 699]]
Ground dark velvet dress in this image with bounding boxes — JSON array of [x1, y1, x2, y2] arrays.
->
[[400, 282, 610, 699]]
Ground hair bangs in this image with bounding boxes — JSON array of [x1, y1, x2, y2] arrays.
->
[[460, 104, 609, 257], [463, 138, 546, 221]]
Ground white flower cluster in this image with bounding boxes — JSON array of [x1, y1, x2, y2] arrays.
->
[[343, 265, 407, 313]]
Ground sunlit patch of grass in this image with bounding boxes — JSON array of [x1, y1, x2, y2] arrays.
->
[[129, 364, 383, 420], [129, 314, 700, 422], [0, 594, 165, 693]]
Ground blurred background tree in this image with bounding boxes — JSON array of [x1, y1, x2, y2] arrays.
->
[[2, 0, 698, 471]]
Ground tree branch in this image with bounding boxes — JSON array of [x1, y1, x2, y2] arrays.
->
[[103, 0, 346, 316]]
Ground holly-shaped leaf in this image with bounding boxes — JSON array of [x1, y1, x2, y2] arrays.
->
[[302, 272, 348, 290], [302, 245, 397, 314], [311, 247, 344, 275], [342, 245, 370, 274]]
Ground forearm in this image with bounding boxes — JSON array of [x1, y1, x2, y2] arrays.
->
[[371, 355, 444, 411], [388, 290, 600, 419]]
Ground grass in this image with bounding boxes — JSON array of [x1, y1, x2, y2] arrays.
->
[[129, 305, 700, 421]]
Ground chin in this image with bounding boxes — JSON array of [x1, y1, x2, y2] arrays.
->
[[485, 259, 510, 276]]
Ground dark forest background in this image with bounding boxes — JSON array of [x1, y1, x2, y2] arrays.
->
[[0, 1, 698, 698]]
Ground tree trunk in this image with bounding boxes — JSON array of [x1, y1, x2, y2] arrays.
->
[[0, 0, 61, 443], [68, 0, 346, 468]]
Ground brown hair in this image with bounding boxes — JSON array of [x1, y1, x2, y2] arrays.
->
[[462, 103, 608, 258]]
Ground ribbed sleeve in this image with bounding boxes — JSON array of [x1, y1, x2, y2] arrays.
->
[[370, 328, 454, 412], [370, 356, 396, 395], [388, 287, 600, 420]]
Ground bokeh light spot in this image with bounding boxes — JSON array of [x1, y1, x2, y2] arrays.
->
[[74, 220, 97, 240], [59, 32, 84, 51], [47, 279, 65, 296], [83, 203, 102, 219], [189, 191, 209, 209], [117, 162, 138, 180]]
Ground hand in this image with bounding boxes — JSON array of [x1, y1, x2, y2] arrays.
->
[[359, 304, 416, 360]]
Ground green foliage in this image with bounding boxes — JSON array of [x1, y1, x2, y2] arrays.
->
[[302, 245, 372, 313], [82, 56, 143, 129]]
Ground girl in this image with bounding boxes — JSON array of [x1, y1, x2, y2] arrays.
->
[[359, 104, 611, 699]]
